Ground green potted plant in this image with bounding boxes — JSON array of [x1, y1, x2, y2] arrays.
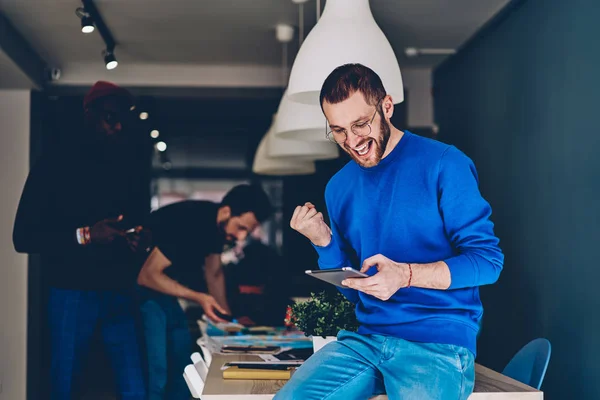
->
[[289, 290, 359, 352]]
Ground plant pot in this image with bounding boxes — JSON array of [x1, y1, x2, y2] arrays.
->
[[312, 336, 337, 353]]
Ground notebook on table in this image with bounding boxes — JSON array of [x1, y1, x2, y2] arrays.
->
[[222, 362, 299, 380]]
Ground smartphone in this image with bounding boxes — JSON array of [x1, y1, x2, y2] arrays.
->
[[305, 267, 368, 287], [214, 310, 234, 322], [221, 345, 281, 354]]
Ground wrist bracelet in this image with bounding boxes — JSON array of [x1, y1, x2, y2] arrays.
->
[[407, 263, 413, 288], [76, 227, 91, 246]]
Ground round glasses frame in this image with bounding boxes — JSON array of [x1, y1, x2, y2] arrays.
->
[[325, 99, 383, 144]]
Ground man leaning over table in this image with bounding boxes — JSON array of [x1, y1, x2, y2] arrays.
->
[[275, 64, 504, 400], [136, 184, 273, 400]]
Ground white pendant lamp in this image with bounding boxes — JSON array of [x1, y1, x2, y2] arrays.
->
[[274, 6, 330, 142], [273, 92, 335, 143], [269, 111, 338, 159], [253, 124, 316, 176], [287, 0, 404, 105]]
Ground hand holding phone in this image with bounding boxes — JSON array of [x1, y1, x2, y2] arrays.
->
[[214, 309, 234, 322], [195, 293, 231, 323]]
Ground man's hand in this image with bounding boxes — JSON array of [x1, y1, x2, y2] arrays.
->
[[90, 215, 126, 245], [125, 227, 152, 253], [290, 202, 332, 247], [194, 292, 230, 323], [342, 254, 410, 301]]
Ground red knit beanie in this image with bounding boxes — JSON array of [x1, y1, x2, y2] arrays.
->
[[83, 81, 133, 109]]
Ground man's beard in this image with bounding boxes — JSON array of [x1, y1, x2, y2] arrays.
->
[[344, 112, 391, 167], [218, 219, 237, 249]]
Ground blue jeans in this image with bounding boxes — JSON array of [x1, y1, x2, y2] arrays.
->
[[49, 288, 146, 400], [139, 292, 192, 400], [274, 330, 475, 400]]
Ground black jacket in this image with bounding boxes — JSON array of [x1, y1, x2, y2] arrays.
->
[[13, 143, 150, 290]]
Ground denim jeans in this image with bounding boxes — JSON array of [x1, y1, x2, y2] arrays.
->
[[274, 330, 475, 400], [139, 292, 192, 400], [48, 288, 146, 400]]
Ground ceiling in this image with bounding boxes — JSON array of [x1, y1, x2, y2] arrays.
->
[[0, 0, 510, 87]]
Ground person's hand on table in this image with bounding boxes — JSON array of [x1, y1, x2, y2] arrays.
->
[[194, 292, 230, 323], [342, 254, 411, 301]]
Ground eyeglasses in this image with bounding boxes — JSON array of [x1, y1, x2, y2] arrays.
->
[[325, 99, 382, 144]]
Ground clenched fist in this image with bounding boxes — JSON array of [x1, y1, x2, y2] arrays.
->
[[290, 202, 332, 247]]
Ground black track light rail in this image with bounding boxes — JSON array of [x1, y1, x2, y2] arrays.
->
[[82, 0, 116, 51]]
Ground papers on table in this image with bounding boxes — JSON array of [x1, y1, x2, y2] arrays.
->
[[201, 315, 245, 335]]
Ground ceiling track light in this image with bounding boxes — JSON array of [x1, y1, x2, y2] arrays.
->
[[75, 7, 94, 33], [103, 49, 118, 70], [80, 0, 119, 70]]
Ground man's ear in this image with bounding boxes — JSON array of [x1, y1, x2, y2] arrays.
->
[[218, 205, 231, 221], [382, 95, 394, 120]]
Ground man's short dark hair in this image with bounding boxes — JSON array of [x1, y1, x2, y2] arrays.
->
[[319, 63, 387, 111], [221, 184, 273, 223]]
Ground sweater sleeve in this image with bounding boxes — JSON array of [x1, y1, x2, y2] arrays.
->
[[12, 158, 81, 254], [312, 185, 359, 303], [438, 147, 504, 289]]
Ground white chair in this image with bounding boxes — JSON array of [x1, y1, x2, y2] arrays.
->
[[190, 351, 209, 380], [183, 364, 204, 399], [199, 343, 213, 367], [191, 352, 203, 364], [195, 358, 209, 381]]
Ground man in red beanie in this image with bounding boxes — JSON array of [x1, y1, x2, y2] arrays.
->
[[13, 81, 149, 400]]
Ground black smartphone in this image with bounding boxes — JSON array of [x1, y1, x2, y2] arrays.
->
[[214, 310, 233, 322]]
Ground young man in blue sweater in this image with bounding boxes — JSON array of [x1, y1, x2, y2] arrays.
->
[[276, 64, 504, 400]]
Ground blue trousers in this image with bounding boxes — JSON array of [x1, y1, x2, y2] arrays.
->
[[139, 293, 192, 400], [49, 288, 146, 400], [274, 330, 475, 400]]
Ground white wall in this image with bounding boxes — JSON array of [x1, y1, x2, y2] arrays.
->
[[0, 90, 30, 400]]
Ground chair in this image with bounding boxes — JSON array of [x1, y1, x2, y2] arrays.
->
[[502, 338, 551, 390], [191, 352, 203, 364], [183, 364, 204, 399], [190, 351, 209, 381], [199, 343, 213, 367]]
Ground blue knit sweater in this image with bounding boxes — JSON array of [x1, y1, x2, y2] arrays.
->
[[314, 131, 504, 355]]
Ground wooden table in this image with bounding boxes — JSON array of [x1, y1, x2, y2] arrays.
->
[[201, 354, 542, 400]]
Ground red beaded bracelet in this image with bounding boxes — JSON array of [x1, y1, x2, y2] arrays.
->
[[407, 263, 413, 288]]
